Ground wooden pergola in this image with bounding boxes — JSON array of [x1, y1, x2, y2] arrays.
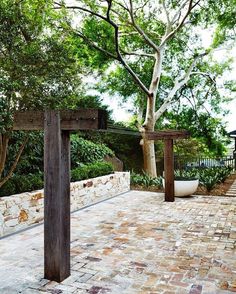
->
[[144, 130, 190, 201], [13, 110, 189, 282]]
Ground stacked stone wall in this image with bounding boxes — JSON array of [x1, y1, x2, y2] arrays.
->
[[0, 172, 130, 237]]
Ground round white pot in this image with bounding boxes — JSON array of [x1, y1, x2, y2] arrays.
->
[[162, 178, 199, 197]]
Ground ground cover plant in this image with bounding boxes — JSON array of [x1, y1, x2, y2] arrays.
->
[[175, 166, 233, 191], [131, 171, 163, 188], [131, 166, 233, 193]]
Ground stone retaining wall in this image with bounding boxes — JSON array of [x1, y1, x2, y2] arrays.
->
[[0, 172, 130, 237]]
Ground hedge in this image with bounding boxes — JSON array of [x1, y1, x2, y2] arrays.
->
[[0, 161, 114, 197]]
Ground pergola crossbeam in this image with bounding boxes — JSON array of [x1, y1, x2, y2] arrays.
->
[[13, 109, 107, 131]]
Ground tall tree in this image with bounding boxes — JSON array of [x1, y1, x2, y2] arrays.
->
[[0, 0, 82, 187], [55, 0, 236, 176]]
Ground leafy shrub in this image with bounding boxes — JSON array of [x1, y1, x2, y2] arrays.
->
[[0, 180, 17, 197], [71, 161, 113, 182], [0, 172, 43, 197], [215, 166, 232, 183], [13, 173, 44, 193], [174, 166, 233, 192], [174, 169, 199, 180], [131, 172, 162, 188], [198, 166, 232, 191], [6, 132, 44, 175], [0, 162, 114, 197], [200, 173, 220, 192], [71, 135, 114, 168]]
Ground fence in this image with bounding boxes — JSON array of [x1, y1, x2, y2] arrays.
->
[[156, 155, 236, 175]]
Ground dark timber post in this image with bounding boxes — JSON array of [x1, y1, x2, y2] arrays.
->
[[13, 109, 107, 282], [44, 111, 71, 282], [145, 131, 190, 202], [164, 139, 174, 202]]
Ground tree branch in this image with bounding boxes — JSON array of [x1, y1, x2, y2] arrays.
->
[[113, 0, 129, 12], [190, 71, 216, 84], [162, 0, 171, 27], [128, 0, 159, 52], [74, 31, 118, 59], [171, 0, 189, 25], [0, 135, 28, 188], [107, 1, 150, 95], [133, 0, 149, 16], [54, 2, 108, 21], [155, 52, 206, 121], [0, 134, 9, 177], [160, 0, 201, 47], [56, 0, 150, 95], [120, 49, 155, 58]]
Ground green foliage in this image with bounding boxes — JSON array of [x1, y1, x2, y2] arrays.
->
[[82, 127, 144, 172], [71, 135, 114, 168], [0, 179, 16, 197], [0, 172, 43, 197], [70, 0, 235, 161], [201, 173, 221, 192], [0, 0, 82, 118], [71, 161, 113, 182], [166, 109, 229, 157], [198, 166, 233, 191], [0, 162, 114, 197], [0, 0, 86, 186], [4, 132, 44, 176], [131, 171, 162, 188], [174, 166, 233, 192], [174, 169, 199, 180]]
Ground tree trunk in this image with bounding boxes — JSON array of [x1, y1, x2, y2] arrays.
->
[[0, 134, 9, 178], [140, 93, 157, 177], [0, 134, 28, 188], [141, 137, 157, 177], [139, 49, 166, 178]]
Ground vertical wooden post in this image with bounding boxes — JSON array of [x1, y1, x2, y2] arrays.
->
[[164, 139, 174, 202], [44, 111, 71, 282]]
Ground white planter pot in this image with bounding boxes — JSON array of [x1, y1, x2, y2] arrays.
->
[[162, 178, 199, 197]]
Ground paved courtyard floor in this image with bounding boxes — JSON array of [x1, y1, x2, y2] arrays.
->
[[0, 191, 236, 294]]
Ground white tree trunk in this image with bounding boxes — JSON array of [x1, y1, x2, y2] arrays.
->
[[141, 137, 157, 177], [141, 49, 164, 177]]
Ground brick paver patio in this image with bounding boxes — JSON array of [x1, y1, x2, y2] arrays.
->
[[0, 191, 236, 294]]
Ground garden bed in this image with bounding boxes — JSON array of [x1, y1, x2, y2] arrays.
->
[[131, 173, 236, 196]]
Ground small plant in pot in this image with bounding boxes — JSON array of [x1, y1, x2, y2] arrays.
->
[[174, 170, 199, 197], [162, 169, 199, 197]]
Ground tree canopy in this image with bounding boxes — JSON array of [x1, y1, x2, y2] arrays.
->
[[56, 0, 236, 175], [0, 0, 83, 187]]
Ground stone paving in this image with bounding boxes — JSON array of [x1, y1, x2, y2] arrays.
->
[[226, 180, 236, 197], [0, 191, 236, 294]]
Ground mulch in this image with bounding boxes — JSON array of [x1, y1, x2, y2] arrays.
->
[[131, 173, 236, 196]]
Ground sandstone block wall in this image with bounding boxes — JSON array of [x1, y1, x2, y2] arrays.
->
[[0, 172, 130, 237]]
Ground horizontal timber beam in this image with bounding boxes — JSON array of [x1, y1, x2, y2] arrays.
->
[[13, 109, 107, 131], [98, 129, 190, 139], [144, 130, 190, 140]]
